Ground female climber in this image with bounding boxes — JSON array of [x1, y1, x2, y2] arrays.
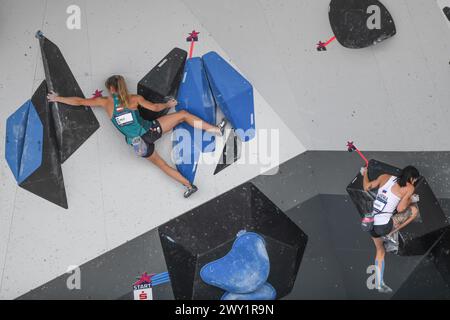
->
[[361, 165, 421, 293], [47, 75, 226, 198]]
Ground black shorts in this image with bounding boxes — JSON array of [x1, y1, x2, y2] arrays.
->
[[139, 120, 163, 158], [370, 219, 394, 238]]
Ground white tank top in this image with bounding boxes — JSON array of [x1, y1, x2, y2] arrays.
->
[[372, 176, 401, 225]]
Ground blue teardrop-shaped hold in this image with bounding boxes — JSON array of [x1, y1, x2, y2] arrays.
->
[[200, 232, 270, 294]]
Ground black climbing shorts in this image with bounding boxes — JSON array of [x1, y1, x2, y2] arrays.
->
[[139, 120, 163, 158], [142, 120, 163, 144], [370, 219, 394, 238]]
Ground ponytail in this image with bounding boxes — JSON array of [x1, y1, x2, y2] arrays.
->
[[105, 75, 130, 108]]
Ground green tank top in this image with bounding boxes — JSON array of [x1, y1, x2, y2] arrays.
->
[[111, 94, 151, 144]]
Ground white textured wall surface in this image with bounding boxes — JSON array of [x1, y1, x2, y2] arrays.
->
[[184, 0, 450, 151]]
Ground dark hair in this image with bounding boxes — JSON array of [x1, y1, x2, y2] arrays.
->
[[105, 75, 129, 107], [396, 166, 420, 187]]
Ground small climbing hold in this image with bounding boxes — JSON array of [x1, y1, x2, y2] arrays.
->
[[92, 89, 103, 98], [35, 30, 44, 39], [186, 30, 200, 42], [316, 41, 327, 51]]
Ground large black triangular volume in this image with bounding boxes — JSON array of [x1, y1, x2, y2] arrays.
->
[[137, 48, 187, 121], [329, 0, 396, 49], [214, 130, 241, 175], [37, 34, 100, 163], [158, 183, 308, 300], [392, 227, 450, 299], [20, 81, 68, 209]]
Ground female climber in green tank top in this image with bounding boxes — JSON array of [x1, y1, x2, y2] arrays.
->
[[47, 75, 226, 198], [110, 92, 151, 144]]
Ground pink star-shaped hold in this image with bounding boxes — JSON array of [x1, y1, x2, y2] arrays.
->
[[347, 141, 356, 152], [186, 30, 200, 42], [133, 272, 155, 286], [92, 89, 103, 98]]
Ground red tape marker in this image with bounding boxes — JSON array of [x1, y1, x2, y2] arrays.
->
[[324, 36, 336, 46], [187, 30, 200, 59], [317, 36, 336, 51], [347, 141, 369, 167]]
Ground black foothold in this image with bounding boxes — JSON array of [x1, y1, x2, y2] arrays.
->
[[35, 30, 44, 39]]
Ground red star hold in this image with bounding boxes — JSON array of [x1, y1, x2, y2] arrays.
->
[[133, 272, 155, 286], [92, 89, 103, 98], [316, 41, 327, 51], [186, 30, 200, 42], [346, 141, 356, 152]]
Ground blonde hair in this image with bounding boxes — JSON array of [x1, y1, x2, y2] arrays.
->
[[105, 75, 130, 108]]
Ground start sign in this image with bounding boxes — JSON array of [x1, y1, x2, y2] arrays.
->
[[133, 283, 153, 301]]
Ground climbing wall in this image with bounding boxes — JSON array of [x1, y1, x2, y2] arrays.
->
[[184, 0, 450, 151]]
